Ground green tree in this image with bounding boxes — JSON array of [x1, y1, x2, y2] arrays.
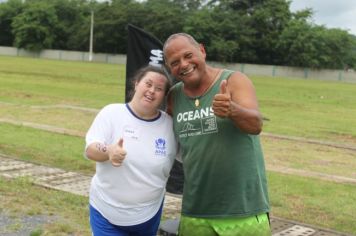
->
[[344, 35, 356, 69], [143, 0, 185, 41], [250, 0, 292, 64], [51, 0, 90, 50], [210, 36, 240, 62], [172, 0, 205, 10], [276, 18, 320, 68], [92, 0, 145, 54], [321, 28, 356, 69], [184, 4, 256, 63], [208, 0, 265, 11], [204, 0, 292, 64], [11, 1, 58, 51], [0, 0, 23, 46], [276, 8, 356, 69]]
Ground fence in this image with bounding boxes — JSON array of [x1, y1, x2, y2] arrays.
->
[[1, 46, 355, 83], [209, 62, 356, 83], [0, 46, 126, 64]]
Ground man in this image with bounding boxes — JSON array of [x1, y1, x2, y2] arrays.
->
[[163, 33, 271, 236]]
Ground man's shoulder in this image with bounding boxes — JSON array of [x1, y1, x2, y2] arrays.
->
[[219, 69, 235, 80], [172, 81, 183, 89], [169, 82, 183, 95], [221, 69, 250, 82]]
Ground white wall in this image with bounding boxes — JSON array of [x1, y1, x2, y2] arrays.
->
[[1, 46, 355, 83]]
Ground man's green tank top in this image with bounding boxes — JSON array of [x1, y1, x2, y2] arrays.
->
[[171, 70, 270, 218]]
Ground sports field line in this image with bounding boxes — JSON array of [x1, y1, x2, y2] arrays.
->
[[263, 132, 356, 152], [266, 165, 356, 185], [0, 118, 85, 137], [0, 101, 99, 113]]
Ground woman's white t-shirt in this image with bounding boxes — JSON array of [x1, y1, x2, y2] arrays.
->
[[85, 103, 177, 226]]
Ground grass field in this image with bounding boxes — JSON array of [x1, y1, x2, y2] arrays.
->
[[255, 75, 356, 145], [0, 55, 355, 235]]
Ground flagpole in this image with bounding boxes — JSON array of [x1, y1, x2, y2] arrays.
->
[[89, 10, 94, 62]]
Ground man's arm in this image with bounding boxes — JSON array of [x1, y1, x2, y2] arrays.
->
[[212, 71, 263, 134]]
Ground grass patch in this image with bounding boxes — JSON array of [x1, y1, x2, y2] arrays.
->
[[0, 176, 90, 235], [0, 56, 125, 108], [0, 123, 94, 175], [253, 76, 356, 144], [262, 138, 356, 178], [0, 103, 97, 132], [268, 172, 356, 235]]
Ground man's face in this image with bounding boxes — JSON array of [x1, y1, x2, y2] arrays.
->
[[164, 36, 206, 85]]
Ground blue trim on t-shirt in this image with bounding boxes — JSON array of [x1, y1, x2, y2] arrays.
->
[[125, 103, 161, 122]]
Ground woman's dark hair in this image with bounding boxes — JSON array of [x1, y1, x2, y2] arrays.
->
[[127, 65, 172, 100]]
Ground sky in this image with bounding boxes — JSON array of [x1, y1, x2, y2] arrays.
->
[[289, 0, 356, 36]]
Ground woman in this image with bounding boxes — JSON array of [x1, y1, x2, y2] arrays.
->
[[85, 65, 177, 236]]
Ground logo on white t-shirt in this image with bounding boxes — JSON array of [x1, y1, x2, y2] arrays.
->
[[155, 138, 166, 157]]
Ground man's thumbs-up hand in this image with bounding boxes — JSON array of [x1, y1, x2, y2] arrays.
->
[[212, 80, 231, 118], [108, 138, 127, 167]]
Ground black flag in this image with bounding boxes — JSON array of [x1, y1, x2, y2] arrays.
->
[[125, 24, 184, 195], [125, 24, 164, 103]]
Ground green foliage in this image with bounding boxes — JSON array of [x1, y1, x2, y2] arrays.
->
[[184, 8, 254, 62], [249, 0, 292, 64], [11, 1, 58, 51], [94, 0, 152, 54], [276, 20, 319, 67], [210, 38, 239, 62], [325, 29, 356, 69], [142, 0, 185, 41], [172, 0, 205, 10], [51, 0, 91, 50], [0, 0, 23, 46], [276, 19, 356, 69], [0, 0, 356, 69]]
